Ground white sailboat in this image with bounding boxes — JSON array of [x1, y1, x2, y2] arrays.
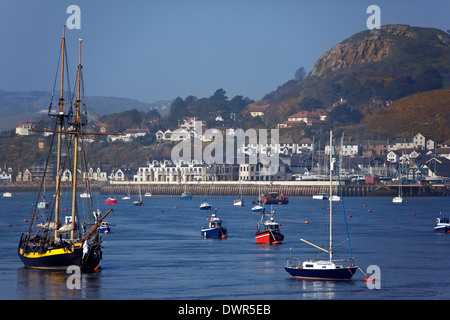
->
[[393, 169, 403, 203]]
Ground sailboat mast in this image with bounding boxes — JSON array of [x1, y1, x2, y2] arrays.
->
[[329, 129, 333, 262], [70, 38, 82, 239], [54, 26, 65, 238]]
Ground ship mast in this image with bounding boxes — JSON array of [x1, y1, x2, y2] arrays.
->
[[329, 129, 333, 262], [54, 26, 65, 239], [70, 38, 83, 240]]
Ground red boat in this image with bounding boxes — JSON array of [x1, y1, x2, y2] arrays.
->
[[262, 191, 289, 205], [255, 208, 284, 244], [105, 196, 117, 205]]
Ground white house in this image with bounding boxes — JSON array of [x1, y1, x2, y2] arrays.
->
[[15, 122, 37, 136]]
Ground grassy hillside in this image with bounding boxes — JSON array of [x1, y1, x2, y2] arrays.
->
[[364, 89, 450, 142]]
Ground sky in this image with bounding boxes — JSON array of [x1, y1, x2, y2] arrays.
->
[[0, 0, 448, 103]]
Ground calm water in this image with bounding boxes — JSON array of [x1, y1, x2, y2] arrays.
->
[[1, 192, 449, 300]]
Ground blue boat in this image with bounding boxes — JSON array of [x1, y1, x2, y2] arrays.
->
[[285, 129, 359, 281], [200, 199, 211, 210], [180, 192, 193, 200], [201, 210, 227, 239], [99, 221, 111, 233], [251, 204, 264, 214], [435, 215, 450, 233]]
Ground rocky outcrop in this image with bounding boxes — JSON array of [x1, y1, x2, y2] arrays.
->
[[310, 24, 418, 78]]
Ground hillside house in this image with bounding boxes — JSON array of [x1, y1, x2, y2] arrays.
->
[[242, 104, 270, 118], [15, 121, 37, 136], [278, 109, 327, 128]]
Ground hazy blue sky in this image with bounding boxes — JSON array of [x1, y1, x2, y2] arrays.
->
[[0, 0, 448, 103]]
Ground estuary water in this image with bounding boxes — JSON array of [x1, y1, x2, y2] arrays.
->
[[0, 192, 449, 300]]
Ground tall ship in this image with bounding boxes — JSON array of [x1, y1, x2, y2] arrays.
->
[[18, 27, 112, 272]]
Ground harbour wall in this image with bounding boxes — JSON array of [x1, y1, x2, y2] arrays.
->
[[0, 181, 446, 197]]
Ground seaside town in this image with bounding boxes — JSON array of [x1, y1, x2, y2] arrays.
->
[[3, 115, 450, 192]]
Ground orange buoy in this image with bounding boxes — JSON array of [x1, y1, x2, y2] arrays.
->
[[304, 221, 309, 224], [8, 224, 12, 227], [24, 219, 28, 223], [348, 215, 352, 218], [175, 206, 178, 208], [368, 210, 372, 213], [18, 205, 22, 207], [363, 204, 366, 207], [412, 212, 416, 215]]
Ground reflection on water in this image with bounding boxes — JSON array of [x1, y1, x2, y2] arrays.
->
[[17, 267, 101, 300]]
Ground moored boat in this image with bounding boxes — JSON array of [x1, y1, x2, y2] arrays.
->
[[262, 191, 289, 205], [255, 207, 284, 244], [180, 192, 193, 200], [201, 209, 227, 239], [312, 192, 329, 200], [105, 196, 117, 205], [233, 199, 244, 206], [18, 29, 112, 272], [251, 204, 264, 214], [435, 215, 450, 233], [200, 200, 211, 210], [285, 129, 358, 280]]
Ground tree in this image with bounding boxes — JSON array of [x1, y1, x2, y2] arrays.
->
[[294, 67, 306, 81]]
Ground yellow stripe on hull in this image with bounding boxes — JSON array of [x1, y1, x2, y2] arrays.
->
[[18, 242, 82, 259]]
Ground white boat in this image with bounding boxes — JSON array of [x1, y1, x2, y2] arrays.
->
[[331, 195, 341, 202], [2, 192, 13, 198], [435, 215, 450, 233], [144, 192, 152, 197], [80, 192, 91, 198], [122, 195, 131, 201], [234, 199, 244, 206], [312, 192, 329, 200], [392, 196, 403, 203]]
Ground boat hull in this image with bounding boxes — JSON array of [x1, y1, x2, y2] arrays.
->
[[255, 231, 284, 244], [264, 198, 289, 205], [201, 227, 227, 239], [435, 226, 449, 233], [18, 240, 101, 272], [284, 266, 358, 280]]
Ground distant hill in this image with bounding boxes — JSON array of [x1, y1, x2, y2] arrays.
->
[[0, 89, 171, 132], [263, 24, 450, 120]]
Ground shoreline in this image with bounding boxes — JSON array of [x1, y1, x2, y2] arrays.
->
[[0, 181, 447, 197]]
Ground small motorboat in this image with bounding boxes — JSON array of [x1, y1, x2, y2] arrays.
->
[[201, 209, 227, 239], [80, 192, 91, 198], [133, 199, 144, 206], [37, 198, 49, 209], [122, 195, 131, 201], [2, 192, 13, 198], [233, 198, 244, 206], [105, 196, 117, 205], [392, 196, 403, 203], [435, 215, 450, 233], [180, 192, 193, 200], [251, 204, 264, 214], [313, 192, 329, 200], [99, 221, 111, 233], [144, 192, 152, 197], [200, 200, 211, 210]]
